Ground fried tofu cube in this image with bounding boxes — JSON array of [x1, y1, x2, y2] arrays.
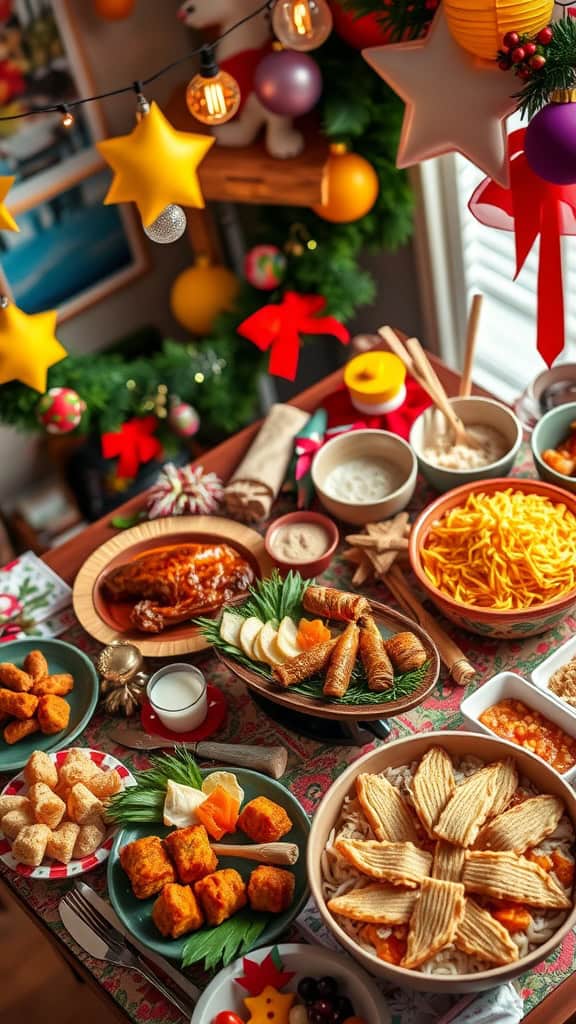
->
[[73, 820, 107, 859], [58, 749, 98, 789], [0, 663, 33, 692], [194, 868, 247, 926], [12, 823, 51, 866], [119, 835, 175, 899], [84, 768, 122, 799], [152, 883, 204, 938], [24, 650, 49, 682], [37, 694, 70, 734], [32, 674, 74, 697], [46, 822, 80, 864], [0, 689, 38, 720], [4, 718, 39, 744], [237, 797, 293, 844], [24, 750, 58, 789], [0, 794, 30, 817], [247, 865, 296, 913], [67, 784, 103, 825], [28, 782, 66, 829], [1, 806, 35, 840], [164, 824, 218, 884]]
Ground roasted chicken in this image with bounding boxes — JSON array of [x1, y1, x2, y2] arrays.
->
[[102, 543, 254, 633]]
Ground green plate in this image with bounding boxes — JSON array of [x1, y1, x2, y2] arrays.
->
[[0, 638, 99, 775], [107, 769, 310, 963]]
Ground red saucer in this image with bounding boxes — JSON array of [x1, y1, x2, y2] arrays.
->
[[140, 684, 227, 742]]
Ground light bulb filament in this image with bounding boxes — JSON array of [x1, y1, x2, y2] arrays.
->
[[292, 0, 312, 35], [203, 81, 227, 119]]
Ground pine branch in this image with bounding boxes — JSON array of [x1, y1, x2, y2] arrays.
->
[[514, 18, 576, 119]]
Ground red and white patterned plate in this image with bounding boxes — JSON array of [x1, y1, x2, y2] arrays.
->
[[0, 748, 135, 880]]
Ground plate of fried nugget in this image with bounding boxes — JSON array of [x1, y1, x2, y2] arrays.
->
[[0, 747, 135, 878], [0, 638, 99, 772]]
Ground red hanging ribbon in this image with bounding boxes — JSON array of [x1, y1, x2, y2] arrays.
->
[[295, 422, 366, 481], [101, 416, 162, 479], [469, 128, 576, 367], [238, 291, 350, 381]]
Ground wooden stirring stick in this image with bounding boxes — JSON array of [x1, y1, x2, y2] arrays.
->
[[211, 842, 299, 865], [460, 293, 483, 398]]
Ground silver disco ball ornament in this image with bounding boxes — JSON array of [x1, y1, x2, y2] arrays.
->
[[144, 204, 187, 244]]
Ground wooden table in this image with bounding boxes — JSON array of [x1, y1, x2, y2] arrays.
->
[[3, 356, 576, 1024]]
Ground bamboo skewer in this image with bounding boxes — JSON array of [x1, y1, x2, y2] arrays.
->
[[211, 842, 299, 865], [460, 293, 483, 398]]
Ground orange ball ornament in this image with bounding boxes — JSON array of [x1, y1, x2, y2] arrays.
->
[[170, 257, 240, 336], [444, 0, 554, 61], [313, 143, 379, 223], [93, 0, 135, 19]]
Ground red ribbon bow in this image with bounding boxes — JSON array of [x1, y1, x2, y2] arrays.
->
[[295, 422, 366, 481], [101, 416, 162, 480], [469, 128, 576, 367], [238, 291, 350, 381]]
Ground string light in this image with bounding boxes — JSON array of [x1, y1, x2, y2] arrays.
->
[[186, 46, 241, 126], [272, 0, 333, 51], [59, 105, 75, 128]]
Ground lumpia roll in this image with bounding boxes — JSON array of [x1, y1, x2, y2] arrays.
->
[[272, 640, 337, 690], [359, 615, 394, 692], [323, 623, 360, 698], [303, 586, 370, 623]]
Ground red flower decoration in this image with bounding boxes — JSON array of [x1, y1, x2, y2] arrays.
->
[[101, 416, 162, 479], [235, 948, 294, 996]]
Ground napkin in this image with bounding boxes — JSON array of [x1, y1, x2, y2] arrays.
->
[[0, 551, 73, 643], [436, 984, 524, 1024]]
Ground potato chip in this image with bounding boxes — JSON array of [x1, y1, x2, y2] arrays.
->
[[475, 795, 564, 854], [402, 878, 466, 969], [463, 851, 571, 908], [455, 898, 519, 965], [328, 884, 417, 924], [432, 840, 466, 883], [336, 838, 432, 888], [356, 772, 418, 844], [434, 761, 517, 848], [411, 746, 455, 835]]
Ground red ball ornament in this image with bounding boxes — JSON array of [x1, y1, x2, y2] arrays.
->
[[537, 26, 553, 45], [328, 0, 393, 48], [524, 43, 536, 57], [511, 46, 525, 62], [37, 387, 86, 435], [503, 31, 520, 47], [168, 400, 200, 438], [245, 244, 286, 290], [530, 54, 546, 70]]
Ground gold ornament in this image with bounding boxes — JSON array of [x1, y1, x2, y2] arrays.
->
[[0, 177, 18, 233], [102, 679, 146, 717], [97, 641, 147, 717], [170, 257, 240, 336], [444, 0, 554, 61], [0, 300, 67, 392]]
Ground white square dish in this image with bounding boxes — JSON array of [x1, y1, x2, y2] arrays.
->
[[531, 636, 576, 711], [460, 671, 576, 784]]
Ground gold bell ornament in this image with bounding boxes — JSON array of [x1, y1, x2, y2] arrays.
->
[[97, 641, 148, 717]]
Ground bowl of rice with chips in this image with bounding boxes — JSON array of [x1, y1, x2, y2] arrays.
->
[[308, 731, 576, 993]]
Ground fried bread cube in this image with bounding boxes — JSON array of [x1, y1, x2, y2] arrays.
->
[[24, 650, 48, 682], [84, 768, 122, 799], [0, 794, 31, 817], [28, 782, 66, 829], [152, 883, 204, 938], [31, 674, 74, 697], [4, 718, 39, 744], [37, 694, 70, 734], [119, 835, 175, 899], [24, 750, 58, 789], [194, 868, 247, 926], [12, 824, 51, 866], [237, 797, 293, 844], [1, 806, 35, 840], [73, 820, 106, 859], [164, 824, 218, 884], [46, 822, 80, 864], [0, 689, 38, 720], [58, 749, 98, 789], [0, 663, 33, 692], [67, 784, 103, 825], [247, 865, 295, 913]]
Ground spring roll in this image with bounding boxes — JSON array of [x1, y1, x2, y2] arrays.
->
[[323, 622, 360, 698], [272, 640, 337, 690], [303, 585, 370, 622], [359, 615, 394, 692]]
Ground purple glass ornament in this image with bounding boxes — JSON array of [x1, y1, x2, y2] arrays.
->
[[254, 50, 322, 117], [525, 101, 576, 185]]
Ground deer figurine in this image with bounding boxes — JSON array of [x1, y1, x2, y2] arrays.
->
[[177, 0, 304, 158]]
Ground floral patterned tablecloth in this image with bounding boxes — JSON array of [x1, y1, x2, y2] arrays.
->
[[1, 450, 574, 1024]]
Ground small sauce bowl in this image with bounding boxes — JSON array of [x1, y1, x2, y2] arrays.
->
[[265, 511, 339, 580]]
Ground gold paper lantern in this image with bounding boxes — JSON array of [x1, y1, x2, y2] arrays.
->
[[444, 0, 554, 61]]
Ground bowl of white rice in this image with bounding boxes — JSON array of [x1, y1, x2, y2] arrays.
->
[[409, 397, 522, 493], [307, 731, 576, 993]]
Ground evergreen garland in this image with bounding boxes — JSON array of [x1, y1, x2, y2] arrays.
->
[[510, 19, 576, 120]]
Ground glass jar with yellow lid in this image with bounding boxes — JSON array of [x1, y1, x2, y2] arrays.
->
[[344, 351, 407, 415]]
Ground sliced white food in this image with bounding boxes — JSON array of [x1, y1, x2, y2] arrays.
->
[[202, 771, 244, 805], [259, 622, 285, 666], [239, 616, 264, 659], [276, 615, 303, 660], [163, 780, 207, 828], [220, 611, 245, 647]]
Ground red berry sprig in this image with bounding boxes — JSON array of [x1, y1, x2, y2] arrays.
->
[[497, 24, 553, 80]]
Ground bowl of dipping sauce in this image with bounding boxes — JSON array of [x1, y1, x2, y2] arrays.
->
[[265, 511, 339, 579], [409, 396, 522, 493], [531, 401, 576, 495], [311, 428, 417, 525], [146, 663, 207, 734]]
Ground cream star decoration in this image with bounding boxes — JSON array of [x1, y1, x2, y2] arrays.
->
[[0, 302, 67, 392], [97, 102, 215, 226], [244, 985, 295, 1024], [363, 9, 517, 187], [0, 176, 18, 232]]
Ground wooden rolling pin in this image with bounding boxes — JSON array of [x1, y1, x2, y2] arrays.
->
[[385, 565, 476, 687], [211, 842, 299, 865]]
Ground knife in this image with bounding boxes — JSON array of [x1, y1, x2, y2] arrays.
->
[[110, 727, 288, 779]]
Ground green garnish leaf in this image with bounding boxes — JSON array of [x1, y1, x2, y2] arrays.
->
[[104, 746, 203, 825], [181, 910, 269, 970]]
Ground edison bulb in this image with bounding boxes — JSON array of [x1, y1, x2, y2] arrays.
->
[[186, 69, 241, 126], [272, 0, 333, 51]]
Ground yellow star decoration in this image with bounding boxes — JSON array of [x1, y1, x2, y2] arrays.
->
[[0, 176, 19, 232], [244, 986, 295, 1024], [97, 102, 215, 227], [0, 303, 67, 392]]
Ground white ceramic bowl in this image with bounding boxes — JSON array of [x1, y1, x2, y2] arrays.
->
[[409, 396, 522, 493], [532, 636, 576, 712], [190, 943, 387, 1023], [311, 428, 417, 525], [461, 671, 576, 784]]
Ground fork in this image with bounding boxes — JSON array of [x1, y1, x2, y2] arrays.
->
[[61, 887, 196, 1018]]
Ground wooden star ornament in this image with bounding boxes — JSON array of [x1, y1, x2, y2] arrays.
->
[[0, 300, 67, 392], [97, 101, 215, 227], [0, 177, 18, 232], [363, 9, 516, 187]]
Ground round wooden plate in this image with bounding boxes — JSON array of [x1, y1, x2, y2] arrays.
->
[[72, 516, 273, 658], [216, 600, 440, 722]]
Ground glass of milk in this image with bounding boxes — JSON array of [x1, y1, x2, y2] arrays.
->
[[146, 663, 208, 733]]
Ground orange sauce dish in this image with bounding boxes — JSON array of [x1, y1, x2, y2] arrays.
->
[[479, 699, 576, 773]]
